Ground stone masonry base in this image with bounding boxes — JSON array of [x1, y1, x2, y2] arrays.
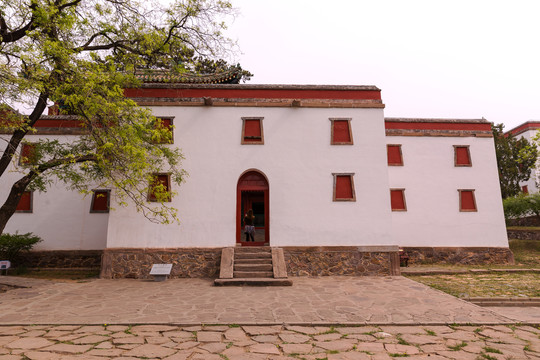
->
[[100, 246, 401, 279], [20, 246, 514, 278], [19, 250, 102, 269], [402, 247, 515, 265]]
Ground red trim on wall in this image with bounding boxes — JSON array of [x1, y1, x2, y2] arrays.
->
[[506, 121, 540, 136], [124, 87, 382, 100], [385, 121, 491, 132], [33, 119, 84, 128]]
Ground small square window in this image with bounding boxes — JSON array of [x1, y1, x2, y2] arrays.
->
[[148, 174, 171, 202], [454, 145, 472, 166], [153, 117, 174, 144], [330, 118, 353, 145], [459, 189, 477, 212], [387, 144, 403, 166], [90, 189, 110, 213], [390, 189, 407, 211], [16, 191, 32, 213], [19, 143, 38, 165], [242, 117, 264, 144], [333, 173, 356, 201]]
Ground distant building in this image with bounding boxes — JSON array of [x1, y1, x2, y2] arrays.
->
[[505, 121, 540, 194], [0, 77, 513, 278]]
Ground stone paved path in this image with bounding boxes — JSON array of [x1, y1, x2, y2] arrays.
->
[[0, 276, 514, 325], [0, 323, 539, 359]]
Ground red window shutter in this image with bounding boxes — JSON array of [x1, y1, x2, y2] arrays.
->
[[335, 175, 353, 200], [154, 118, 173, 143], [244, 119, 262, 141], [455, 146, 471, 166], [20, 143, 37, 165], [149, 174, 171, 202], [16, 191, 32, 212], [91, 190, 109, 212], [332, 120, 352, 144], [522, 185, 529, 194], [390, 189, 406, 211], [460, 190, 477, 211], [387, 145, 403, 165]]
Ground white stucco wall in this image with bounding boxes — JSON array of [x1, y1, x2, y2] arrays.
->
[[387, 135, 508, 247], [0, 135, 108, 250], [106, 106, 394, 248]]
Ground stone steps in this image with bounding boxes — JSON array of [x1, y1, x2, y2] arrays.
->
[[214, 278, 293, 286], [234, 263, 273, 271], [214, 247, 292, 286], [233, 270, 274, 278]]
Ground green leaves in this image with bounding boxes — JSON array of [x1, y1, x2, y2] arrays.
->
[[492, 123, 538, 199], [0, 0, 246, 230]]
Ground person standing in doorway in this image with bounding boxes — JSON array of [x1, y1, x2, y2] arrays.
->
[[244, 209, 255, 242]]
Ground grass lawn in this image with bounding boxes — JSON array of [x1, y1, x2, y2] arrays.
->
[[405, 238, 540, 298]]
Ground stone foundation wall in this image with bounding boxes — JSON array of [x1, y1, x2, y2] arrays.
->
[[19, 250, 102, 269], [402, 247, 515, 265], [283, 246, 400, 276], [100, 248, 222, 279], [507, 229, 540, 241]]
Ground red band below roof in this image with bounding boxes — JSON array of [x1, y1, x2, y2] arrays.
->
[[507, 122, 540, 136], [124, 87, 381, 100], [385, 121, 491, 132]]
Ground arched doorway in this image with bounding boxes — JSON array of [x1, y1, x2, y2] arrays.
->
[[237, 170, 269, 246]]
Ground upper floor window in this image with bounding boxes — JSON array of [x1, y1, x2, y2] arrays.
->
[[242, 117, 264, 144], [19, 143, 38, 165], [148, 173, 171, 202], [454, 145, 472, 166], [330, 118, 353, 145], [90, 189, 110, 213], [459, 189, 477, 212], [332, 173, 356, 201], [153, 117, 174, 144], [16, 191, 33, 213], [387, 144, 403, 166], [390, 189, 407, 211]]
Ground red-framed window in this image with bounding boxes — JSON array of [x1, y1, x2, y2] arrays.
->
[[153, 117, 174, 144], [522, 185, 529, 194], [16, 191, 33, 213], [459, 189, 477, 212], [454, 145, 472, 166], [90, 189, 110, 213], [19, 143, 38, 165], [148, 174, 171, 202], [390, 189, 407, 211], [333, 173, 356, 201], [387, 144, 403, 166], [330, 118, 353, 145], [241, 117, 264, 144]]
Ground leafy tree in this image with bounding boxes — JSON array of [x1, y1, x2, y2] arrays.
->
[[492, 123, 538, 198], [0, 0, 249, 234]]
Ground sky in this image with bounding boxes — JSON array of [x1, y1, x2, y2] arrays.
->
[[226, 0, 540, 131]]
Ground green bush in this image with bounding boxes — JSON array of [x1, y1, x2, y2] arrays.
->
[[503, 193, 540, 221], [0, 232, 42, 263]]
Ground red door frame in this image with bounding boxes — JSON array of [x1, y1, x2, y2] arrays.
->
[[236, 170, 269, 246]]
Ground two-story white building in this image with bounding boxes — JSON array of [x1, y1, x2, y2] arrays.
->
[[0, 78, 513, 278]]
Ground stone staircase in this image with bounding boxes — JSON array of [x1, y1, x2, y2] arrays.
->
[[214, 247, 292, 286]]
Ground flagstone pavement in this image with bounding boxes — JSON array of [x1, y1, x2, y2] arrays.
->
[[0, 275, 539, 359]]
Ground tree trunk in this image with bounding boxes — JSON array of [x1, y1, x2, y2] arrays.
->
[[0, 175, 34, 235]]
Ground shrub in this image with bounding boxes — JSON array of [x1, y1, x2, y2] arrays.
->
[[0, 232, 42, 263], [503, 193, 540, 222]]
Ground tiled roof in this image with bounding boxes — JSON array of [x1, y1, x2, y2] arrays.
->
[[135, 69, 242, 84]]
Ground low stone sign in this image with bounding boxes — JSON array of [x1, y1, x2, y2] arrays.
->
[[149, 263, 172, 282]]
